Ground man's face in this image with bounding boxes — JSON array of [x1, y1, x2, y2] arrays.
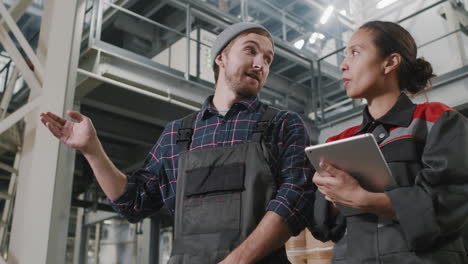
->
[[217, 33, 274, 98]]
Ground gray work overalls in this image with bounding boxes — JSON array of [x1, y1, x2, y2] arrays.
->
[[168, 105, 291, 264]]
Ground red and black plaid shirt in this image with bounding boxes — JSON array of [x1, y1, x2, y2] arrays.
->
[[110, 95, 315, 234]]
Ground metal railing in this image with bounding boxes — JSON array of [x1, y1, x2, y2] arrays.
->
[[315, 0, 468, 127], [79, 0, 468, 128], [80, 0, 321, 115]]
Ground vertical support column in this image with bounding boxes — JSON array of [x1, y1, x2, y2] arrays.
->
[[282, 12, 287, 42], [196, 28, 201, 80], [308, 61, 317, 124], [317, 60, 325, 124], [73, 207, 89, 264], [136, 219, 148, 264], [185, 3, 191, 81], [241, 0, 247, 22], [94, 223, 101, 264], [150, 219, 160, 264], [245, 0, 249, 21], [95, 0, 104, 43], [7, 0, 86, 264], [136, 218, 159, 264], [88, 0, 99, 48]]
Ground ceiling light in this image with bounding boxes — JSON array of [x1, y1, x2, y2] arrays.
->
[[308, 112, 316, 120], [339, 10, 347, 16], [294, 39, 305, 49], [377, 0, 399, 9], [320, 5, 334, 24], [309, 32, 325, 44]]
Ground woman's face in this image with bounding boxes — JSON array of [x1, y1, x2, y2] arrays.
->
[[340, 29, 387, 99]]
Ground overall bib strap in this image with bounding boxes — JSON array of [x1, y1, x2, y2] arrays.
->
[[176, 111, 198, 151], [170, 105, 290, 264], [252, 105, 279, 143]]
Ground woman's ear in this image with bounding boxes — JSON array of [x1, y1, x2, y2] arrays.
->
[[383, 53, 401, 75]]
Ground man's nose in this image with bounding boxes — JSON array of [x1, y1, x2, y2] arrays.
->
[[252, 56, 264, 70]]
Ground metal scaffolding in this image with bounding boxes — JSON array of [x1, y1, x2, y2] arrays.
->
[[0, 0, 466, 263]]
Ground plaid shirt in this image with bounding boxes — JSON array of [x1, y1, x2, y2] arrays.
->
[[110, 95, 315, 235]]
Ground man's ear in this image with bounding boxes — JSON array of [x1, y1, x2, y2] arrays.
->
[[215, 53, 224, 68], [383, 53, 401, 75]]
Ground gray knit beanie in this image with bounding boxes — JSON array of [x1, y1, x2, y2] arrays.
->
[[211, 22, 273, 68]]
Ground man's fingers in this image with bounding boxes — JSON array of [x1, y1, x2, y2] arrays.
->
[[46, 122, 62, 138], [43, 112, 66, 126], [41, 114, 63, 129], [39, 115, 48, 127], [39, 113, 63, 138], [67, 110, 84, 122]]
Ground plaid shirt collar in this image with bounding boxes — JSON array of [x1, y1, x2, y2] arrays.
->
[[201, 95, 262, 120]]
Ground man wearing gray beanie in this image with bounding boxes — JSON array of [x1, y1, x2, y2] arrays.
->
[[41, 22, 315, 264]]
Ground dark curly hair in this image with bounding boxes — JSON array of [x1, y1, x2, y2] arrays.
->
[[360, 21, 436, 94]]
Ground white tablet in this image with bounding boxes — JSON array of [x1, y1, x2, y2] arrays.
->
[[305, 133, 393, 192]]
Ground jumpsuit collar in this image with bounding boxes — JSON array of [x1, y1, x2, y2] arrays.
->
[[356, 93, 417, 135]]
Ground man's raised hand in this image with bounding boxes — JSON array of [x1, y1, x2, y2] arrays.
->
[[39, 111, 98, 154]]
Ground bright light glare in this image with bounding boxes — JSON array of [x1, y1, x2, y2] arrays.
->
[[377, 0, 399, 9], [320, 5, 334, 24], [339, 10, 346, 16], [309, 32, 325, 44], [294, 39, 305, 49]]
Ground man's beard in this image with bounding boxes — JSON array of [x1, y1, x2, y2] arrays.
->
[[225, 71, 260, 98], [235, 86, 257, 98]]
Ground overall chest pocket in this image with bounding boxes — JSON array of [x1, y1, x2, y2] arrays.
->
[[382, 138, 424, 188], [182, 163, 245, 236]]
